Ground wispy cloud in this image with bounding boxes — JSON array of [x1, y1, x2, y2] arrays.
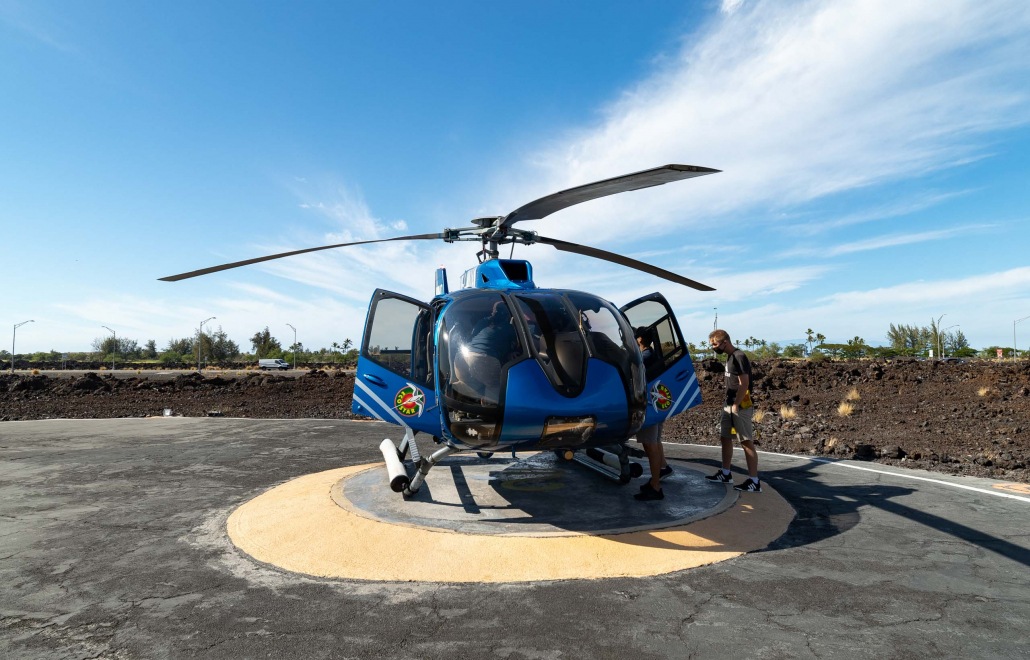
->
[[821, 266, 1030, 310], [785, 189, 976, 235], [500, 0, 1030, 244], [247, 0, 1029, 306], [777, 224, 994, 259], [0, 1, 77, 52]]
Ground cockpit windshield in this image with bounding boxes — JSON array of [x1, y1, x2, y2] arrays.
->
[[513, 291, 641, 397], [438, 290, 645, 448], [439, 293, 525, 408], [513, 293, 585, 395]]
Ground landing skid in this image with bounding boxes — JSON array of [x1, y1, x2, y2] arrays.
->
[[564, 444, 644, 484], [379, 431, 644, 495], [379, 428, 457, 497]]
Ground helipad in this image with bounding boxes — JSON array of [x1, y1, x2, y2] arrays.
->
[[228, 454, 794, 583]]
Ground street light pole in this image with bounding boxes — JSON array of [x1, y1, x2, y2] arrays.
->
[[198, 316, 215, 371], [286, 323, 297, 371], [101, 326, 116, 371], [11, 317, 33, 370], [1013, 313, 1030, 360], [933, 314, 945, 358], [713, 307, 718, 331]]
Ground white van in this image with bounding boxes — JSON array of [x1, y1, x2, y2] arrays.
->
[[258, 358, 290, 370]]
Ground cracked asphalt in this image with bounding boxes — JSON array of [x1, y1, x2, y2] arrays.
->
[[1, 417, 1028, 659]]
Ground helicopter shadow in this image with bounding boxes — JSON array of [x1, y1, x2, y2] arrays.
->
[[395, 453, 1030, 566], [680, 455, 1030, 567], [345, 450, 1029, 566], [399, 453, 754, 540]]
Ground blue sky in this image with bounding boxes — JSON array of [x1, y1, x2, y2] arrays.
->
[[3, 0, 1029, 356]]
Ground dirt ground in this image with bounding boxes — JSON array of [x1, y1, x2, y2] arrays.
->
[[1, 358, 1028, 484]]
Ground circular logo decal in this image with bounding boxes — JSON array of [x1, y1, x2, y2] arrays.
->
[[394, 384, 425, 417], [650, 382, 673, 412]]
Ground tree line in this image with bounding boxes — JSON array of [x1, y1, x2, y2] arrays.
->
[[1, 326, 358, 368], [690, 322, 986, 360], [2, 320, 1024, 369]]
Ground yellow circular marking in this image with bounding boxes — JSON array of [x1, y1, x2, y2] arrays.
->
[[993, 482, 1030, 495], [227, 462, 795, 583]]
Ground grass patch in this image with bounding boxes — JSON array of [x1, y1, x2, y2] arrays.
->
[[837, 401, 855, 417], [977, 386, 990, 397], [753, 409, 767, 424], [845, 387, 861, 401], [779, 405, 797, 420]]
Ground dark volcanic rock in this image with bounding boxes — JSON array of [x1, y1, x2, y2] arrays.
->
[[1, 360, 1028, 484]]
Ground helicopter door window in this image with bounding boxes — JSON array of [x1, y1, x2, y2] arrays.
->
[[365, 295, 433, 388], [621, 298, 686, 372]]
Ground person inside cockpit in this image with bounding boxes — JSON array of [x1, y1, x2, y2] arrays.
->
[[469, 301, 517, 357], [462, 300, 518, 402]]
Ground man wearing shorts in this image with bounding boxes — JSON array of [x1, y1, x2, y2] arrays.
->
[[634, 327, 672, 501], [705, 329, 761, 492]]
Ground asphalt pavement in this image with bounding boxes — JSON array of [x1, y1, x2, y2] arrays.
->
[[1, 417, 1027, 659]]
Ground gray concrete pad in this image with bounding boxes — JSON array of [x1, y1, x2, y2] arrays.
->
[[1, 417, 1029, 659], [339, 453, 736, 536]]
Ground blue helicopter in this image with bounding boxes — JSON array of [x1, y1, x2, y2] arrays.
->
[[161, 164, 718, 495]]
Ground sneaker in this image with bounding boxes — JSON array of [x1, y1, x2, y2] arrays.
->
[[733, 478, 762, 493], [705, 470, 733, 484], [634, 483, 664, 501], [659, 465, 674, 480]]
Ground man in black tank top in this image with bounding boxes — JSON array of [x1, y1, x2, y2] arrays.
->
[[704, 329, 761, 492]]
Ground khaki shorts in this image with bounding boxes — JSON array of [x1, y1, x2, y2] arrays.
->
[[720, 406, 754, 443], [636, 422, 663, 445]]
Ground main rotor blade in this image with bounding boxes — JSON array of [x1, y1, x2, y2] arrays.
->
[[500, 164, 719, 229], [158, 232, 454, 282], [534, 235, 715, 291]]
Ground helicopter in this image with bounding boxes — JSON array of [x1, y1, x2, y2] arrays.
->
[[160, 164, 719, 496]]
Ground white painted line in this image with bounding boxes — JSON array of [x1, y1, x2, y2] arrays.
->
[[668, 441, 1030, 504]]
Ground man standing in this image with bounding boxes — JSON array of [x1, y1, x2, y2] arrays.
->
[[633, 327, 672, 501], [705, 329, 761, 492]]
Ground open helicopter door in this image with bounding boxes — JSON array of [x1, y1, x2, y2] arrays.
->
[[352, 289, 442, 438], [620, 293, 702, 426]]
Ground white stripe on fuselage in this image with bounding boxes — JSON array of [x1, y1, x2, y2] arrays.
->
[[354, 378, 408, 427], [671, 373, 699, 416]]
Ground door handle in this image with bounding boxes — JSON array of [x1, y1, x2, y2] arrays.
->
[[363, 374, 387, 387]]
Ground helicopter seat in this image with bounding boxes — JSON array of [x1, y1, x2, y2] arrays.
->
[[448, 327, 480, 400], [461, 351, 501, 403], [551, 331, 586, 385]]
